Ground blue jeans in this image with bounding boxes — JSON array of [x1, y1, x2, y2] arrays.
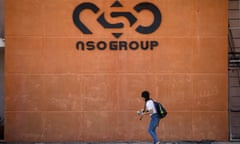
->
[[148, 113, 160, 144]]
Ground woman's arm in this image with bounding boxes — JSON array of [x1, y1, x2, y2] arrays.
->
[[139, 109, 153, 120], [143, 109, 153, 115]]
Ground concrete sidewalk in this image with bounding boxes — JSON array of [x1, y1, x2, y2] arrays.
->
[[1, 142, 240, 144]]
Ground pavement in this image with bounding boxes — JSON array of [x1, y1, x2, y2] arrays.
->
[[1, 142, 240, 144]]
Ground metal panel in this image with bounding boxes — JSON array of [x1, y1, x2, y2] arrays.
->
[[229, 0, 240, 140], [230, 112, 240, 139], [229, 71, 240, 141]]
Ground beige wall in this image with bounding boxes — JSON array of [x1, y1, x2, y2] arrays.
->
[[5, 0, 228, 142]]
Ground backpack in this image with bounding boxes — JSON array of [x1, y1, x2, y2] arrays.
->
[[153, 101, 167, 119]]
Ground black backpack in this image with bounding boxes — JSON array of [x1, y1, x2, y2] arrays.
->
[[153, 101, 167, 118]]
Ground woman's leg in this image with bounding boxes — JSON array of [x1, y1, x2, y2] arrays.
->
[[148, 115, 160, 144]]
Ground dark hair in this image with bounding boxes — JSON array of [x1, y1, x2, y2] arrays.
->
[[141, 91, 150, 102]]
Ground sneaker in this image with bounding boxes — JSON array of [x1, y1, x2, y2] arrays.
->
[[155, 141, 160, 144]]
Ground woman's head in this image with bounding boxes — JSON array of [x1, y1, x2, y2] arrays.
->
[[141, 90, 150, 102]]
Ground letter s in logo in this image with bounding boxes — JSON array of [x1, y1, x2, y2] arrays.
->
[[72, 3, 99, 34]]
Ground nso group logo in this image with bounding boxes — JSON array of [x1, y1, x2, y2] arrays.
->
[[72, 0, 162, 51]]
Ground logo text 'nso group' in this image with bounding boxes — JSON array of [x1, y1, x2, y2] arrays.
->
[[72, 0, 162, 51]]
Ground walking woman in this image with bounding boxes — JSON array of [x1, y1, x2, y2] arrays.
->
[[140, 90, 161, 144]]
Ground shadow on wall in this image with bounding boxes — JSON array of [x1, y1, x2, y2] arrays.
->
[[0, 117, 3, 139], [0, 0, 4, 140], [0, 47, 3, 140]]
